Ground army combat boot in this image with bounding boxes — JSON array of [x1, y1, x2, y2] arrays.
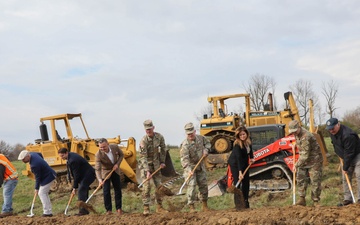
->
[[156, 203, 168, 213], [312, 197, 320, 207], [143, 205, 150, 216], [201, 201, 210, 212], [189, 204, 196, 213], [296, 196, 306, 206]]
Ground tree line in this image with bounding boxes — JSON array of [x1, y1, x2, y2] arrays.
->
[[0, 141, 25, 161]]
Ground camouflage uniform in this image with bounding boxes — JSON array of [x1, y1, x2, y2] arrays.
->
[[294, 127, 323, 201], [180, 133, 211, 205], [138, 132, 167, 205]]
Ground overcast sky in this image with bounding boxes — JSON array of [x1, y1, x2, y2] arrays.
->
[[1, 1, 360, 146]]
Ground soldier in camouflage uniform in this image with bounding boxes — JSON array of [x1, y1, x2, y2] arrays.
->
[[288, 120, 323, 206], [138, 120, 168, 215], [180, 122, 211, 212]]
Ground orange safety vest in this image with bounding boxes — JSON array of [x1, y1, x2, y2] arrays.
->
[[0, 154, 18, 180]]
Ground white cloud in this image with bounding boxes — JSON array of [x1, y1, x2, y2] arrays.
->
[[1, 1, 360, 145], [297, 39, 360, 85]]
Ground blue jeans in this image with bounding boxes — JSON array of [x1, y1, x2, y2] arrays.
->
[[2, 179, 18, 213]]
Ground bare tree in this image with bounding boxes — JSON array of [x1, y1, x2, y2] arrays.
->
[[290, 79, 319, 127], [0, 140, 13, 159], [342, 106, 360, 133], [243, 74, 277, 111], [321, 80, 339, 118], [194, 103, 213, 122]]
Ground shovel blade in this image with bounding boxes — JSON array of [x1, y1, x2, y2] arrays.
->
[[208, 181, 225, 197]]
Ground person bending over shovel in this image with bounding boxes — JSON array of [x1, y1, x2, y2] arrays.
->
[[227, 126, 254, 209], [95, 138, 124, 216], [58, 148, 96, 216], [180, 122, 211, 213], [139, 119, 168, 215], [18, 150, 56, 217]]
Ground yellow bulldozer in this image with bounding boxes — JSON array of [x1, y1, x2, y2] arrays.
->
[[22, 113, 177, 191], [200, 91, 328, 170]]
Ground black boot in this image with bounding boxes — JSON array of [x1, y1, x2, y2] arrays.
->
[[245, 200, 250, 208]]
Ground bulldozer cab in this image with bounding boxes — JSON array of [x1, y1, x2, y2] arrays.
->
[[248, 124, 286, 151]]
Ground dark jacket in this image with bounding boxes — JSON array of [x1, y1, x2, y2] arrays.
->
[[330, 124, 360, 171], [29, 152, 56, 190], [228, 144, 254, 172], [67, 152, 95, 189]]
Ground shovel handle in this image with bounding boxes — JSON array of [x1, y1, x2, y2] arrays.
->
[[64, 192, 75, 215], [184, 155, 206, 184], [86, 168, 115, 203], [138, 167, 162, 188], [235, 162, 252, 188], [339, 158, 356, 203], [31, 192, 38, 205], [67, 192, 75, 206], [291, 141, 296, 205], [177, 155, 207, 195]]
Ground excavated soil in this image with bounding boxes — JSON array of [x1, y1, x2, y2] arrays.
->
[[1, 204, 359, 225]]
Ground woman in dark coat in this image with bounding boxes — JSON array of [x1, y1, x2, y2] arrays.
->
[[228, 126, 254, 209]]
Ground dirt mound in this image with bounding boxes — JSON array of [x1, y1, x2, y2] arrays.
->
[[2, 204, 359, 225]]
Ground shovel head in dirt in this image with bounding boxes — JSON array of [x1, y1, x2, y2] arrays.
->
[[234, 190, 246, 210]]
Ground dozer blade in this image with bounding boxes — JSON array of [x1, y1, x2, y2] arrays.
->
[[161, 150, 178, 177], [136, 150, 178, 185], [208, 176, 227, 197]]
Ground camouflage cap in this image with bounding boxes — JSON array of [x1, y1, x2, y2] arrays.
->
[[143, 119, 154, 130], [184, 122, 195, 134], [288, 120, 299, 134]]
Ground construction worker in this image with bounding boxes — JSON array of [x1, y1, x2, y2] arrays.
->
[[139, 119, 168, 215], [288, 120, 323, 206], [0, 154, 18, 218], [58, 148, 96, 216], [95, 138, 124, 216], [227, 126, 254, 209], [326, 117, 360, 206], [180, 122, 211, 212], [18, 150, 56, 217]]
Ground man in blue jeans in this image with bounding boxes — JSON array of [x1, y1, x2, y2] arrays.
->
[[0, 154, 18, 218]]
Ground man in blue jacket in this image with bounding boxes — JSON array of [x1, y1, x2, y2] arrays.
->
[[18, 150, 56, 217], [58, 148, 96, 216], [326, 118, 360, 206]]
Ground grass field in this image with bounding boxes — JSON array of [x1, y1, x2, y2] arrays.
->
[[0, 137, 352, 216]]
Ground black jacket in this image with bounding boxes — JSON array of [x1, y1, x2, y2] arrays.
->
[[228, 144, 254, 172], [67, 152, 95, 189], [330, 124, 360, 171]]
